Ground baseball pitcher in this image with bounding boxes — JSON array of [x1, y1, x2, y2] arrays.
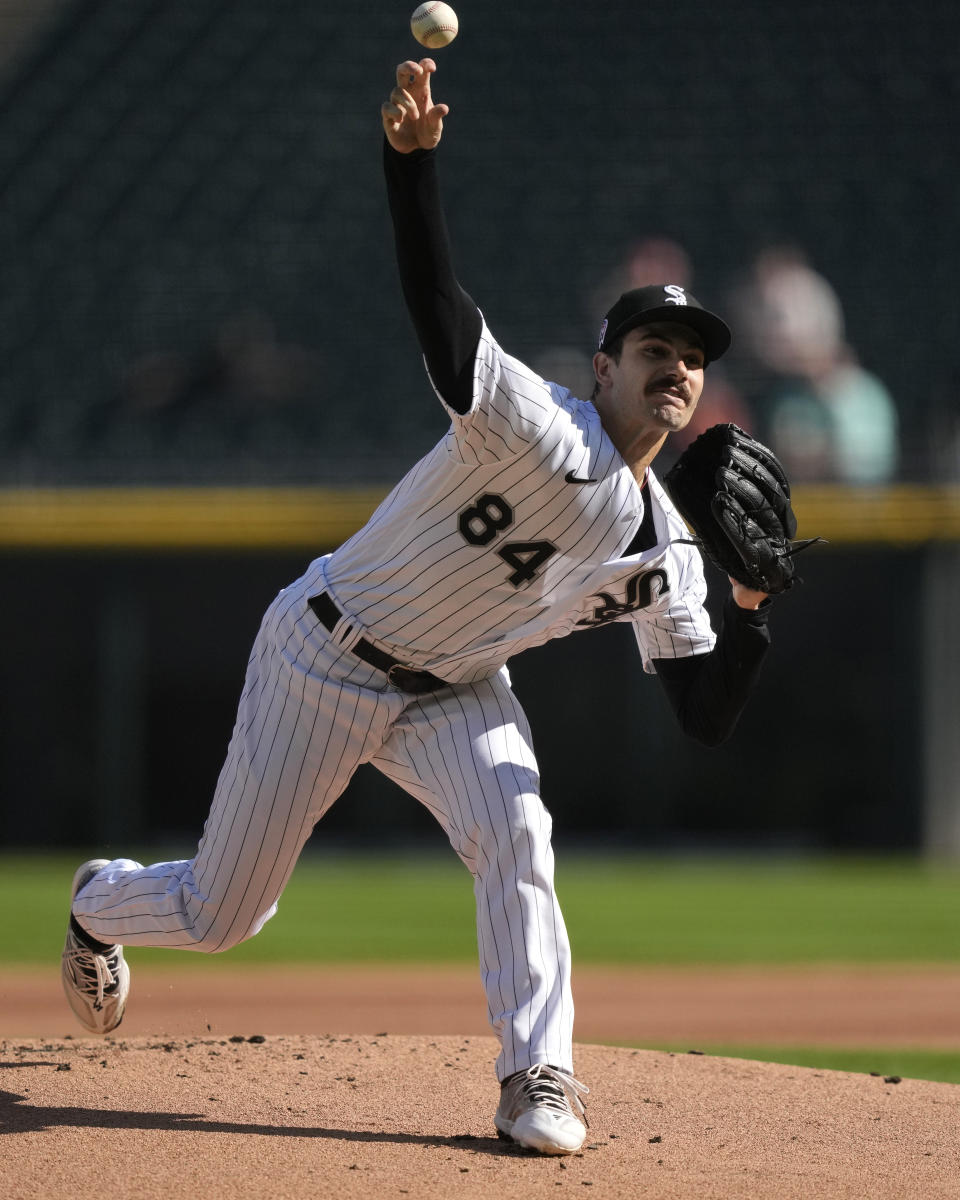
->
[[62, 59, 809, 1156]]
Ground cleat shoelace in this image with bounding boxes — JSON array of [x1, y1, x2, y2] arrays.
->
[[63, 944, 122, 1011], [515, 1064, 589, 1124]]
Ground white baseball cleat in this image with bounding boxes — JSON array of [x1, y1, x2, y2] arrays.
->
[[61, 859, 130, 1034], [494, 1063, 589, 1155]]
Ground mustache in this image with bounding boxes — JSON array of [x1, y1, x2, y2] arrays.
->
[[645, 375, 691, 402]]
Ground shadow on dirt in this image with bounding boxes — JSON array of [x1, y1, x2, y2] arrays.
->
[[0, 1088, 534, 1157]]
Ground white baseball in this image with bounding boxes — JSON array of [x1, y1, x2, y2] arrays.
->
[[410, 2, 459, 49]]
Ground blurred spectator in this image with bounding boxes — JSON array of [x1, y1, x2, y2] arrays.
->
[[585, 237, 695, 331], [731, 247, 900, 485]]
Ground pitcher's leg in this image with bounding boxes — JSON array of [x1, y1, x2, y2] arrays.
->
[[73, 592, 403, 952], [371, 674, 574, 1081]]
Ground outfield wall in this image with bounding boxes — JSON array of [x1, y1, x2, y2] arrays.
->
[[2, 485, 957, 854]]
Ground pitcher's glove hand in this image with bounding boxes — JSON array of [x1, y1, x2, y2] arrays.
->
[[664, 423, 822, 594]]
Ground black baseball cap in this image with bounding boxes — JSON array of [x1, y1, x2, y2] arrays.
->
[[597, 284, 731, 363]]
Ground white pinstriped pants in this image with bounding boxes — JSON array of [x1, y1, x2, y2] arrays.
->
[[72, 578, 574, 1080]]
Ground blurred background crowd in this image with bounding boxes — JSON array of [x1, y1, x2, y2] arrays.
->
[[0, 0, 954, 488]]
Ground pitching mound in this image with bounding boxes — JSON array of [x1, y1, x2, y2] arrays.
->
[[4, 1033, 957, 1199]]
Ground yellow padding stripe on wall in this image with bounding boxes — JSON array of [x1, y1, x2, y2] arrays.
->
[[0, 485, 957, 549], [0, 487, 389, 549]]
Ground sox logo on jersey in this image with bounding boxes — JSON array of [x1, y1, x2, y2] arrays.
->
[[576, 568, 670, 627]]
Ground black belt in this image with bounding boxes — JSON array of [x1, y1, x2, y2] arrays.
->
[[308, 592, 447, 695]]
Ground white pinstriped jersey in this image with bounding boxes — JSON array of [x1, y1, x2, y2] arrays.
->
[[319, 319, 716, 684]]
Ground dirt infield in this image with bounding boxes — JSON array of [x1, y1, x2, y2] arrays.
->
[[5, 1033, 959, 1199], [3, 964, 960, 1198]]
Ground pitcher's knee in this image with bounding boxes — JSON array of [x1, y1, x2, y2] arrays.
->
[[178, 921, 256, 954], [181, 900, 278, 954], [465, 796, 553, 879], [500, 794, 553, 849]]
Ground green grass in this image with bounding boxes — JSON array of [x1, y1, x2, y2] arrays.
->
[[4, 849, 959, 966], [643, 1045, 960, 1086], [557, 854, 960, 965]]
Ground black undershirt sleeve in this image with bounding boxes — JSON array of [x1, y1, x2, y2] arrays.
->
[[652, 595, 772, 747], [383, 140, 481, 415]]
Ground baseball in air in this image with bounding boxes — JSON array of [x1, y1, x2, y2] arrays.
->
[[410, 2, 459, 49]]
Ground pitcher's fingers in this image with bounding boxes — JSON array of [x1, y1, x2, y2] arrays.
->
[[380, 100, 404, 130], [387, 86, 421, 121], [395, 58, 433, 88], [425, 103, 449, 132], [417, 58, 439, 103]]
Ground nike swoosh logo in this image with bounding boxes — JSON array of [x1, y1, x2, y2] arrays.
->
[[565, 469, 598, 485]]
